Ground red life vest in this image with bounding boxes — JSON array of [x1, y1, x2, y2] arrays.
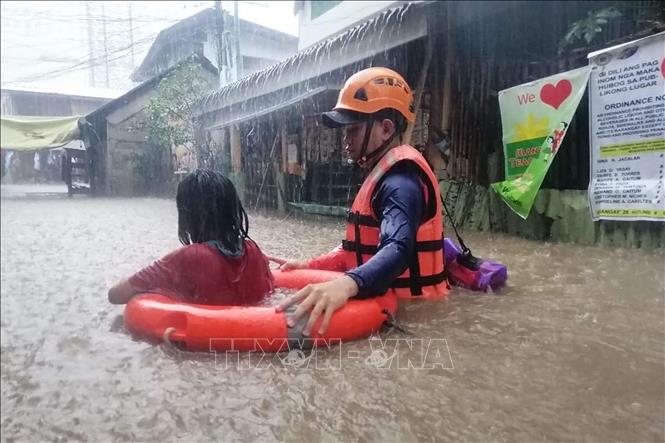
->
[[342, 145, 448, 300]]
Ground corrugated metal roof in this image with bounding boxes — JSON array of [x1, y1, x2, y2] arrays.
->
[[206, 86, 340, 130]]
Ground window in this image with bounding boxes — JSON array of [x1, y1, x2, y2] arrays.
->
[[310, 0, 342, 20]]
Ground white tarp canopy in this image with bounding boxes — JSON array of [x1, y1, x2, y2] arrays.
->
[[0, 115, 83, 151]]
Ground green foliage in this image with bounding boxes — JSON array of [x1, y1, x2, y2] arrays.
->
[[135, 60, 216, 194], [144, 61, 215, 155], [559, 7, 622, 53], [129, 142, 167, 195]]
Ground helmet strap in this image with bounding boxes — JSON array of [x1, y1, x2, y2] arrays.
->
[[356, 117, 374, 168], [357, 116, 398, 168]]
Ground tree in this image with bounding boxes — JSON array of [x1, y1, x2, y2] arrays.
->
[[132, 59, 216, 195], [559, 7, 623, 54]]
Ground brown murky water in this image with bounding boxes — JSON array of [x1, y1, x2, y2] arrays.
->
[[2, 195, 664, 442]]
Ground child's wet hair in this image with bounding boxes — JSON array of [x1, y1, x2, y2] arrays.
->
[[176, 169, 249, 254]]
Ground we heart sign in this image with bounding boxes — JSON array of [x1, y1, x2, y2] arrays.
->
[[540, 79, 573, 110], [493, 66, 591, 218], [497, 66, 592, 181]]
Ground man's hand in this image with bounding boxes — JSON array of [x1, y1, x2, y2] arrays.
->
[[275, 276, 359, 336]]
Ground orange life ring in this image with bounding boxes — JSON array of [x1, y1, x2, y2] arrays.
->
[[123, 269, 397, 352]]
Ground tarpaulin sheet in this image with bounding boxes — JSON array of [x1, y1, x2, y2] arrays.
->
[[1, 115, 82, 151]]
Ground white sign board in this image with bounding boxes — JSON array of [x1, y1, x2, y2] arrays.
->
[[587, 32, 665, 221]]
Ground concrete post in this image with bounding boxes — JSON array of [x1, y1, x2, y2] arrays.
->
[[276, 121, 288, 212], [229, 124, 246, 203]]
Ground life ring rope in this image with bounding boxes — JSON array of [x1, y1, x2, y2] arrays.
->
[[162, 327, 177, 345]]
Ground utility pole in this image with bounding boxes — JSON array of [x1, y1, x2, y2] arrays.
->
[[234, 1, 243, 80], [214, 0, 226, 87], [101, 2, 110, 88], [85, 2, 95, 87], [128, 2, 135, 69]]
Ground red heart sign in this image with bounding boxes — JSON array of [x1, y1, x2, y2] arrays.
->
[[540, 79, 572, 110]]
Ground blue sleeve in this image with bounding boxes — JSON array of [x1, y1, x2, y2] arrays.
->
[[345, 164, 424, 298]]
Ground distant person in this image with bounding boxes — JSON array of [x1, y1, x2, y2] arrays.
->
[[47, 150, 58, 182], [2, 151, 13, 182], [108, 169, 274, 305], [33, 151, 41, 183], [60, 151, 70, 182], [6, 151, 17, 182]]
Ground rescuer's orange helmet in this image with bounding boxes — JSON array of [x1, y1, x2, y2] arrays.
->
[[322, 67, 415, 128]]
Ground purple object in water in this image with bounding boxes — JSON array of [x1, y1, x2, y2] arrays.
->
[[443, 238, 461, 265], [443, 238, 508, 292]]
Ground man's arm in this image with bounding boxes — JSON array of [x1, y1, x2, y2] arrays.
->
[[345, 165, 424, 298], [307, 244, 348, 271]]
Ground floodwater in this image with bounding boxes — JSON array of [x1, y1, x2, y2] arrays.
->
[[1, 194, 664, 442]]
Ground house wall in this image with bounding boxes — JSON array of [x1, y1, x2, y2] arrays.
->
[[238, 31, 296, 63], [102, 65, 218, 196], [106, 118, 154, 196], [70, 98, 110, 116], [1, 94, 15, 115], [242, 56, 275, 75], [0, 91, 109, 117], [206, 24, 297, 85], [104, 86, 155, 196], [140, 41, 205, 83], [297, 1, 398, 50], [144, 19, 297, 88]]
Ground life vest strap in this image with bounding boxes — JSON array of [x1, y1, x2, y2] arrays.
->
[[342, 239, 443, 254], [415, 239, 444, 252], [407, 249, 423, 295], [352, 211, 364, 266], [391, 270, 447, 291], [342, 239, 377, 255], [346, 211, 380, 228]]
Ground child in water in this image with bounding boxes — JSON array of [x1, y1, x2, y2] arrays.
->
[[108, 169, 274, 305]]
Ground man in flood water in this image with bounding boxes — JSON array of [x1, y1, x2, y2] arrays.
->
[[276, 67, 447, 335]]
